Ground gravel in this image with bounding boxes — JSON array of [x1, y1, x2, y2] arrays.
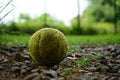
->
[[0, 44, 120, 80]]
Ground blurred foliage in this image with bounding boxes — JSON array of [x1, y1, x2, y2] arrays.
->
[[70, 0, 120, 35], [0, 0, 120, 35], [88, 0, 120, 22]]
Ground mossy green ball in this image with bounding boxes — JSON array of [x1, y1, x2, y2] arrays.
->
[[29, 28, 68, 66]]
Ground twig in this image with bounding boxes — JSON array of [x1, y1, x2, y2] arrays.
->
[[0, 0, 12, 13], [0, 8, 14, 21]]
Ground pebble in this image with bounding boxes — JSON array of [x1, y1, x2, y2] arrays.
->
[[25, 73, 40, 80], [115, 60, 120, 64], [2, 59, 8, 63], [86, 72, 93, 76], [31, 69, 40, 73], [0, 58, 4, 64], [32, 75, 41, 80], [91, 77, 99, 80], [91, 52, 97, 55], [110, 77, 119, 80], [0, 66, 4, 70], [107, 64, 113, 70], [25, 60, 31, 65], [79, 70, 88, 73], [117, 55, 120, 59], [116, 50, 120, 55], [12, 62, 21, 67], [117, 69, 120, 73], [21, 69, 27, 75], [98, 59, 107, 65], [11, 66, 21, 73], [88, 67, 100, 72], [21, 65, 28, 69], [13, 53, 23, 62], [42, 70, 58, 78], [112, 66, 120, 73], [50, 77, 65, 80], [102, 76, 109, 80], [23, 55, 30, 60], [111, 52, 117, 57], [25, 67, 33, 72], [101, 66, 110, 73]]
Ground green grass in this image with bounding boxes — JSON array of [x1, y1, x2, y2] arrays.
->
[[67, 35, 120, 51], [0, 34, 30, 48], [67, 35, 120, 45], [0, 34, 120, 48], [76, 54, 101, 68]]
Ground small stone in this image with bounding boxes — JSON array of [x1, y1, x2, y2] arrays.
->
[[107, 64, 113, 70], [111, 52, 117, 57], [21, 69, 27, 75], [79, 70, 87, 73], [86, 72, 92, 76], [2, 59, 8, 63], [102, 76, 109, 80], [104, 52, 111, 56], [116, 50, 120, 55], [101, 66, 110, 73], [110, 47, 116, 53], [0, 66, 4, 70], [107, 45, 113, 51], [115, 60, 120, 64], [96, 66, 101, 72], [98, 58, 107, 65], [25, 60, 31, 65], [117, 55, 120, 59], [25, 67, 32, 72], [31, 69, 40, 73], [112, 66, 120, 73], [2, 64, 9, 70], [32, 75, 41, 80], [117, 69, 120, 73], [88, 67, 99, 72], [13, 53, 23, 62], [12, 74, 18, 78], [23, 50, 29, 55], [110, 77, 119, 80], [42, 69, 58, 78], [21, 65, 27, 69], [50, 77, 65, 80], [11, 66, 21, 73], [23, 55, 30, 60], [25, 73, 40, 80], [91, 52, 97, 55], [12, 62, 21, 67], [51, 65, 59, 70], [0, 59, 4, 64], [75, 54, 82, 58], [91, 77, 99, 80]]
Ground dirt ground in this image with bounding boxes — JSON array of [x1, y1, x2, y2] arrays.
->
[[0, 44, 120, 80]]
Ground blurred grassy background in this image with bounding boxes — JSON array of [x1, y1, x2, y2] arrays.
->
[[0, 34, 120, 50]]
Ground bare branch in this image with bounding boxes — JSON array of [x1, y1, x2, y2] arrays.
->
[[0, 0, 12, 13]]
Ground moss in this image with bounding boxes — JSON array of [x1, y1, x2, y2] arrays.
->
[[29, 28, 68, 66]]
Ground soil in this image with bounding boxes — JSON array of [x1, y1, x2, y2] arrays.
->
[[0, 44, 120, 80]]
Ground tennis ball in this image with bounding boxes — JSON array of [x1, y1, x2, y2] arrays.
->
[[29, 28, 68, 66]]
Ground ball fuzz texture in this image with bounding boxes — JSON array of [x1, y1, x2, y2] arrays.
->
[[29, 28, 68, 66]]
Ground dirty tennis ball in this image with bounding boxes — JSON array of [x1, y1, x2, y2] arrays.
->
[[29, 28, 68, 67]]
